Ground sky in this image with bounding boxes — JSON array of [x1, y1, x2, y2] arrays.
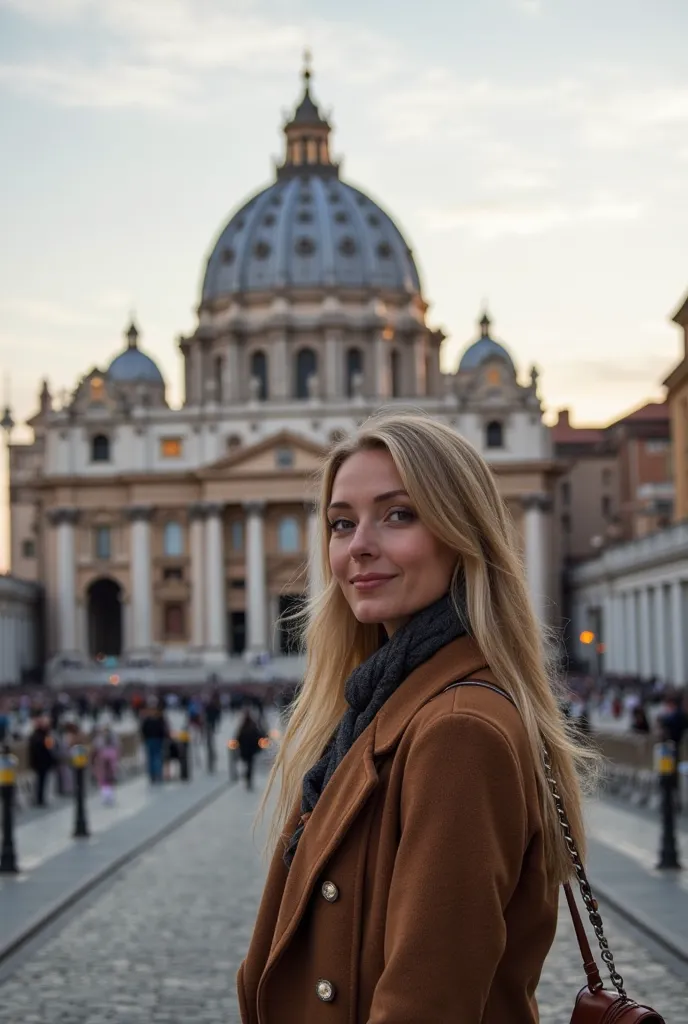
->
[[1, 0, 687, 567]]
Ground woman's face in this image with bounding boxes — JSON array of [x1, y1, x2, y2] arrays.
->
[[328, 448, 457, 635]]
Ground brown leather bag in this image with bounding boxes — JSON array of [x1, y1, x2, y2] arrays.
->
[[443, 681, 666, 1023]]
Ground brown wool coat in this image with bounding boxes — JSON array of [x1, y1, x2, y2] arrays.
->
[[238, 636, 559, 1023]]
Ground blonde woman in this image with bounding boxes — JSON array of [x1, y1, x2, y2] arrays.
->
[[238, 413, 592, 1024]]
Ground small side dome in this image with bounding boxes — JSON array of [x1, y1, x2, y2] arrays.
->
[[458, 311, 515, 373], [106, 320, 165, 385]]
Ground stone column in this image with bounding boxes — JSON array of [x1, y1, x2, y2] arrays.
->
[[602, 593, 614, 673], [48, 507, 79, 653], [653, 585, 668, 684], [272, 332, 289, 400], [205, 503, 227, 655], [189, 503, 207, 650], [227, 337, 242, 402], [245, 501, 267, 654], [374, 334, 389, 399], [521, 494, 550, 625], [127, 506, 153, 653], [324, 330, 340, 399], [306, 502, 324, 599], [671, 580, 686, 686], [639, 587, 652, 679]]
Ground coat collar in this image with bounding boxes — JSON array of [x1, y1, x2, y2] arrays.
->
[[259, 636, 488, 986], [374, 635, 488, 754]]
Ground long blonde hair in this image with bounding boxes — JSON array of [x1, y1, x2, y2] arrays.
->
[[262, 411, 595, 885]]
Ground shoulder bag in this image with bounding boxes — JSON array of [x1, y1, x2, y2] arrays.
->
[[443, 680, 666, 1023]]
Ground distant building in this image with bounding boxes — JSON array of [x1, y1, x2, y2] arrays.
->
[[553, 400, 672, 566], [567, 293, 683, 684], [664, 293, 688, 521], [6, 65, 559, 687]]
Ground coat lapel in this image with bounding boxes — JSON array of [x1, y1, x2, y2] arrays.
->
[[263, 724, 380, 973]]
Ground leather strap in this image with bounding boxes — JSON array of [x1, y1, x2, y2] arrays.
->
[[441, 679, 604, 993]]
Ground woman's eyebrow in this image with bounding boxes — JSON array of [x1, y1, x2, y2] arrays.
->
[[327, 489, 409, 511]]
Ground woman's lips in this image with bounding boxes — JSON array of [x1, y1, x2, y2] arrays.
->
[[351, 576, 396, 591]]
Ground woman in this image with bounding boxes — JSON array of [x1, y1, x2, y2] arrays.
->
[[238, 413, 593, 1023]]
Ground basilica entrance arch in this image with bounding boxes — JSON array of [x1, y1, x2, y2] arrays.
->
[[87, 578, 123, 658]]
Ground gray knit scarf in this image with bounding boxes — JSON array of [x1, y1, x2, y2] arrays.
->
[[283, 590, 469, 868]]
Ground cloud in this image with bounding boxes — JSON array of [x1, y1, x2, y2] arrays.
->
[[0, 0, 402, 111], [548, 355, 668, 387], [0, 60, 198, 110], [0, 298, 106, 328], [419, 194, 644, 239], [511, 0, 543, 13]]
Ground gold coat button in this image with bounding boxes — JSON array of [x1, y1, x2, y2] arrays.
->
[[321, 881, 339, 903], [316, 979, 336, 1002]]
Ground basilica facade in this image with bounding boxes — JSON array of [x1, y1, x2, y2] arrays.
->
[[8, 67, 562, 686]]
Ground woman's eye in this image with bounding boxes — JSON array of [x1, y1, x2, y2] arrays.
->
[[328, 517, 355, 533], [388, 508, 415, 524]]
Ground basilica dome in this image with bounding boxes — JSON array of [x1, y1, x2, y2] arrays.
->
[[106, 321, 165, 385], [201, 65, 422, 305], [459, 313, 515, 373]]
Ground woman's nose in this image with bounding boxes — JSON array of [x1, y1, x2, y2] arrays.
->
[[348, 522, 379, 560]]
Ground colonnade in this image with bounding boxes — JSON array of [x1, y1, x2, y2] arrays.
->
[[600, 580, 687, 685], [0, 593, 37, 685]]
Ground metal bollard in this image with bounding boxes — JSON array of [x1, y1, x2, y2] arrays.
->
[[71, 744, 90, 839], [655, 739, 681, 870], [228, 740, 239, 783], [0, 747, 19, 873], [177, 730, 191, 782], [206, 730, 217, 775]]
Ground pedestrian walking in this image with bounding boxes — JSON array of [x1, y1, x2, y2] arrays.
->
[[239, 414, 595, 1023], [93, 726, 120, 804], [235, 711, 263, 791], [27, 716, 55, 807], [140, 699, 168, 783]]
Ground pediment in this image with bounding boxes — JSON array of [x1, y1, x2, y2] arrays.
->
[[197, 430, 327, 480]]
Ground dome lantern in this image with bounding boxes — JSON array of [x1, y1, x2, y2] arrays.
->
[[125, 318, 140, 350], [278, 53, 337, 180]]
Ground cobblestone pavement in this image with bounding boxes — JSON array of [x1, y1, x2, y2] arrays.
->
[[0, 772, 685, 1023]]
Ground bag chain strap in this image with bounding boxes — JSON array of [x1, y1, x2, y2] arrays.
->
[[542, 747, 627, 1000]]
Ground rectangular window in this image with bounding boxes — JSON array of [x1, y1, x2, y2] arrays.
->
[[561, 513, 571, 534], [231, 520, 244, 551], [561, 481, 571, 506], [645, 440, 668, 455], [275, 447, 294, 468], [602, 495, 612, 518], [163, 602, 185, 639], [94, 525, 111, 560], [230, 578, 246, 590], [160, 437, 183, 459], [21, 539, 36, 558], [163, 567, 183, 581]]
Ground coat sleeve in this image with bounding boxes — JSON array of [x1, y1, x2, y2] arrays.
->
[[367, 712, 529, 1024]]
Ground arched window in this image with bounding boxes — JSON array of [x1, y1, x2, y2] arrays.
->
[[486, 420, 504, 449], [163, 521, 184, 557], [295, 347, 317, 399], [91, 434, 110, 463], [249, 350, 268, 400], [390, 349, 401, 398], [346, 347, 363, 398], [278, 516, 300, 553]]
